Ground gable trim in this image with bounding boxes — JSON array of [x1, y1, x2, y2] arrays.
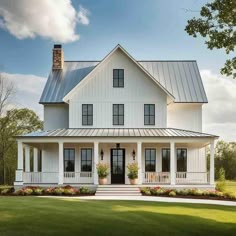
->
[[63, 44, 175, 103]]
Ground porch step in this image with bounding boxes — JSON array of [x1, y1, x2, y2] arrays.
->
[[95, 185, 141, 196]]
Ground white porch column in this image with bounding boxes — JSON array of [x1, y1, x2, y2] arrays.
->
[[137, 141, 142, 184], [58, 141, 64, 185], [33, 148, 38, 172], [170, 141, 176, 185], [15, 141, 24, 184], [25, 145, 30, 172], [210, 140, 215, 185], [94, 142, 99, 185]]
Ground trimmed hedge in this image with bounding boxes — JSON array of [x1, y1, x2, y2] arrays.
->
[[0, 185, 95, 196], [140, 186, 236, 200]]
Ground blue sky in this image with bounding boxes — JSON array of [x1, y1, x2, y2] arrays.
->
[[0, 0, 227, 76], [0, 0, 235, 141]]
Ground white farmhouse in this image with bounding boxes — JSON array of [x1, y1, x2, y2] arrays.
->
[[14, 44, 218, 192]]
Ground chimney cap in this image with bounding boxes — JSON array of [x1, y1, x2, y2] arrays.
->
[[54, 44, 62, 49]]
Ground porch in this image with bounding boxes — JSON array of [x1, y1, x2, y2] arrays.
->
[[14, 129, 216, 188]]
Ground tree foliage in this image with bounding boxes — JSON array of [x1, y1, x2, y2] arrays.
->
[[0, 108, 43, 184], [214, 140, 236, 180], [185, 0, 236, 78]]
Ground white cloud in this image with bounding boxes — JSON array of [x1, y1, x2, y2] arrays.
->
[[201, 69, 236, 141], [77, 5, 90, 25], [0, 0, 90, 43], [2, 72, 46, 118]]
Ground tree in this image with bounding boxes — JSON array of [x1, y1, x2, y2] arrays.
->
[[0, 73, 14, 116], [185, 0, 236, 78], [0, 108, 43, 184], [214, 140, 236, 180]]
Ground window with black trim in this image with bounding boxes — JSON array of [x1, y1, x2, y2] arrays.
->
[[145, 149, 156, 172], [162, 148, 170, 172], [81, 149, 92, 172], [38, 150, 42, 172], [144, 104, 155, 125], [113, 69, 124, 87], [64, 148, 75, 172], [82, 104, 93, 126], [177, 148, 187, 172], [113, 104, 124, 125]]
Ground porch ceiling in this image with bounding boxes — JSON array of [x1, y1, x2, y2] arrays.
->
[[18, 128, 218, 138]]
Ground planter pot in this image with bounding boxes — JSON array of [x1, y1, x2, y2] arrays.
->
[[129, 178, 138, 185], [99, 178, 108, 185]]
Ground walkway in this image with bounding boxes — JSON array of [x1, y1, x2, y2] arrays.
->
[[42, 195, 236, 206]]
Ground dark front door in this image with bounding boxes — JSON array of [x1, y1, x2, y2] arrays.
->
[[111, 149, 125, 184]]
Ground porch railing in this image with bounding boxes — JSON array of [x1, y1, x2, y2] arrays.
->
[[143, 172, 170, 184], [176, 172, 209, 184], [64, 172, 93, 184], [23, 172, 58, 184]]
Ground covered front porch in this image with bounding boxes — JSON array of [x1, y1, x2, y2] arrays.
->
[[14, 128, 217, 188]]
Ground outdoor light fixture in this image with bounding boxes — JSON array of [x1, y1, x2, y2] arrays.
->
[[116, 143, 120, 149], [100, 149, 104, 160], [132, 150, 136, 160]]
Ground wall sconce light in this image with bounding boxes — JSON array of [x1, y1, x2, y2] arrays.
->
[[116, 143, 120, 149], [132, 150, 136, 160], [100, 149, 104, 160]]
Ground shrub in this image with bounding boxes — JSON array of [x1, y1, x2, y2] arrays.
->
[[127, 162, 139, 179], [64, 188, 78, 196], [169, 191, 176, 196], [53, 187, 64, 195], [33, 188, 43, 195], [0, 187, 14, 195], [44, 187, 54, 195], [96, 163, 109, 178], [80, 187, 90, 194], [140, 187, 151, 195], [177, 189, 189, 196], [23, 188, 33, 195], [224, 192, 236, 199], [216, 167, 226, 192]]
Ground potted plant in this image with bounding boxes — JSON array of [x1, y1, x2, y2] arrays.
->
[[127, 162, 139, 185], [96, 163, 109, 185]]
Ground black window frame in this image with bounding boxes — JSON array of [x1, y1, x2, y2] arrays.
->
[[64, 148, 75, 172], [81, 148, 92, 172], [113, 104, 124, 125], [145, 148, 156, 172], [38, 150, 42, 172], [177, 148, 187, 172], [144, 104, 155, 125], [113, 69, 124, 88], [162, 148, 170, 172], [82, 104, 93, 126]]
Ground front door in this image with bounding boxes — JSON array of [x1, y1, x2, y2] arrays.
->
[[111, 149, 125, 184]]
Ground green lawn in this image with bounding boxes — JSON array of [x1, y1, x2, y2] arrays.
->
[[225, 181, 236, 192], [0, 197, 235, 236]]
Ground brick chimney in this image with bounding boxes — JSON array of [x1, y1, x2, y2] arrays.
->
[[52, 44, 64, 70]]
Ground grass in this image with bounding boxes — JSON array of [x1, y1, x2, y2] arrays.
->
[[0, 197, 236, 236], [225, 181, 236, 192]]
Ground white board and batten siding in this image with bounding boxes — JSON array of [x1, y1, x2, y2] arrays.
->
[[69, 49, 167, 128], [44, 104, 69, 130], [167, 103, 202, 132]]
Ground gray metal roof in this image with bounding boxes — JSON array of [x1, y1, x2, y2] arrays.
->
[[39, 60, 207, 104], [20, 128, 217, 138]]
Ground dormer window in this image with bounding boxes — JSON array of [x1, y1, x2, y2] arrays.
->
[[113, 69, 124, 87]]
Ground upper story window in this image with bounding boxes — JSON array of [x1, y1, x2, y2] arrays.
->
[[177, 148, 187, 172], [144, 104, 155, 125], [82, 104, 93, 126], [113, 69, 124, 88], [113, 104, 124, 125], [81, 149, 92, 172], [145, 149, 156, 172], [64, 148, 75, 172]]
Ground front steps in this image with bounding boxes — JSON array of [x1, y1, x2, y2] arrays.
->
[[95, 185, 142, 196]]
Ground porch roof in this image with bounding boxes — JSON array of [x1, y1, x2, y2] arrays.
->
[[19, 128, 218, 139]]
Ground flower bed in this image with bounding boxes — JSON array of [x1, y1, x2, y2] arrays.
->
[[0, 185, 95, 196], [140, 186, 236, 201]]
